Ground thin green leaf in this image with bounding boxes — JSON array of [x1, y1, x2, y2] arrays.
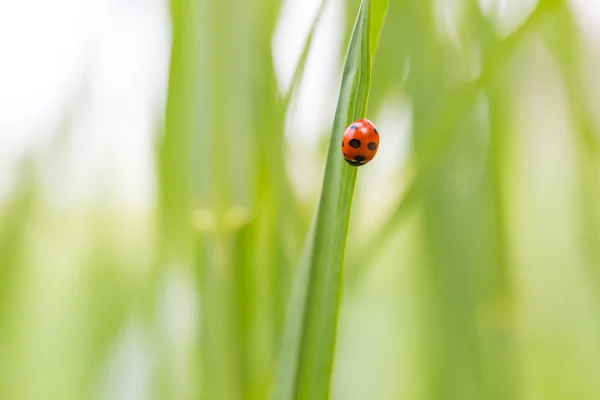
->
[[369, 0, 388, 64], [274, 1, 387, 399], [282, 0, 331, 108]]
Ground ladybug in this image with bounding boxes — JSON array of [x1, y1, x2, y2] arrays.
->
[[341, 118, 379, 166]]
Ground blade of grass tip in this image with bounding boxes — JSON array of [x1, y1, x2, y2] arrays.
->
[[274, 1, 384, 399]]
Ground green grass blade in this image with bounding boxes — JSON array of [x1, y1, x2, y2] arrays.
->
[[274, 1, 387, 399], [369, 0, 388, 63], [282, 0, 330, 107], [296, 1, 370, 394]]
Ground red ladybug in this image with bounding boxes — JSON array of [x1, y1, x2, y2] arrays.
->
[[341, 118, 379, 166]]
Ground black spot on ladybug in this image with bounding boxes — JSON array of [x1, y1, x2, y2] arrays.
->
[[354, 155, 366, 162], [345, 159, 364, 167], [367, 142, 377, 151], [351, 124, 358, 130], [343, 153, 347, 157], [341, 140, 344, 147], [373, 128, 378, 135], [349, 138, 361, 148]]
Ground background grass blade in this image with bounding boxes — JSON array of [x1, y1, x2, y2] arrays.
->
[[275, 1, 388, 399]]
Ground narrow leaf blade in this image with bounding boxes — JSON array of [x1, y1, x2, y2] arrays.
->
[[273, 1, 387, 399]]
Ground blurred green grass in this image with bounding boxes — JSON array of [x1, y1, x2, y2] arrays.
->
[[2, 0, 600, 399]]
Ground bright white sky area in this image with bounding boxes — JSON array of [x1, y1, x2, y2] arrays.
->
[[1, 0, 600, 210]]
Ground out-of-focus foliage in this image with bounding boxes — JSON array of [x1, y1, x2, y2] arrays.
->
[[1, 0, 600, 399]]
